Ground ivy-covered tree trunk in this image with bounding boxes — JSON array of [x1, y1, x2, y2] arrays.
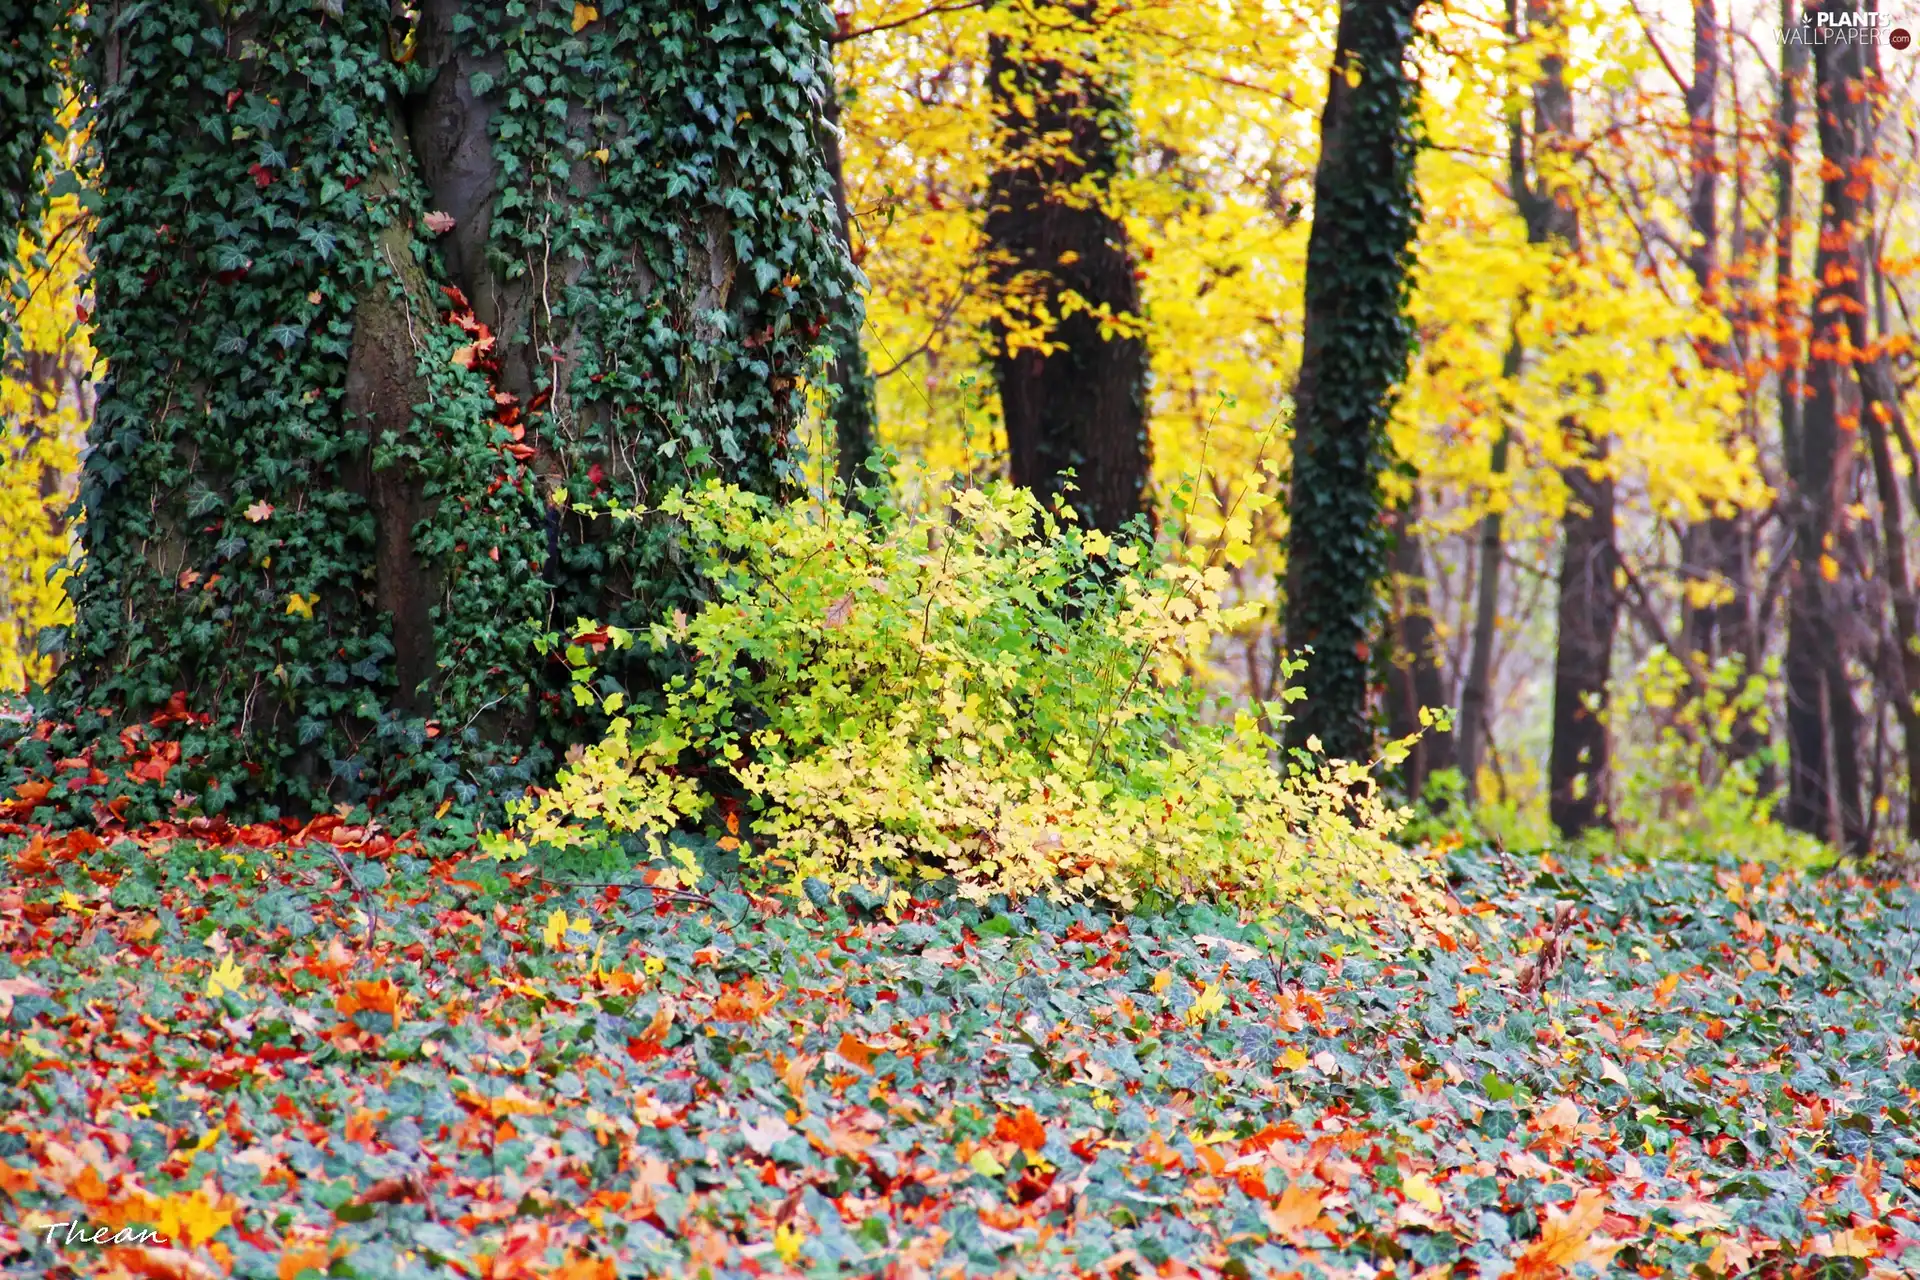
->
[[1282, 0, 1423, 760], [38, 0, 853, 819], [984, 7, 1150, 536], [1783, 6, 1868, 852]]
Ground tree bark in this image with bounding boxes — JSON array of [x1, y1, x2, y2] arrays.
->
[[984, 10, 1150, 536], [50, 0, 853, 815], [1675, 0, 1753, 690], [1784, 1, 1869, 852], [1282, 0, 1425, 761], [822, 79, 879, 507], [1518, 0, 1621, 839], [1456, 332, 1517, 801], [1384, 495, 1454, 797]]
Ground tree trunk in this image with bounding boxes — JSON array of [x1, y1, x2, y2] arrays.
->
[[1675, 0, 1751, 686], [1282, 0, 1424, 761], [47, 0, 853, 816], [1456, 332, 1518, 802], [1518, 0, 1621, 839], [984, 11, 1149, 536], [1784, 1, 1869, 852], [822, 79, 879, 507], [1384, 495, 1454, 797]]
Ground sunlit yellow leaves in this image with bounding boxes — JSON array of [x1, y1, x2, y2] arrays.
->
[[284, 593, 317, 619], [571, 3, 598, 32]]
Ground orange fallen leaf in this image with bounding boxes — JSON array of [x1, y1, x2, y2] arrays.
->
[[1513, 1189, 1622, 1278], [1262, 1183, 1327, 1245]]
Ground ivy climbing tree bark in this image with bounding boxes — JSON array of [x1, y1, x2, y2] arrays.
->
[[1282, 0, 1424, 761], [30, 0, 855, 820], [984, 3, 1150, 536]]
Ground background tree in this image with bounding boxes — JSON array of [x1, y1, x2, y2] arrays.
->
[[28, 0, 853, 818], [1783, 1, 1871, 851], [1282, 0, 1425, 760], [1518, 0, 1621, 839], [983, 3, 1150, 535]]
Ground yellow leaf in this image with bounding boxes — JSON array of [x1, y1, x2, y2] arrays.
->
[[1185, 982, 1225, 1025], [969, 1148, 1006, 1176], [1402, 1171, 1443, 1214], [774, 1222, 804, 1264], [571, 2, 598, 31], [544, 908, 575, 950], [156, 1186, 236, 1248], [285, 593, 317, 620], [205, 956, 247, 999], [1820, 554, 1840, 583], [1151, 970, 1172, 995]]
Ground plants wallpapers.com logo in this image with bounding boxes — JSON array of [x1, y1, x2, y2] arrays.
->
[[1788, 8, 1912, 47]]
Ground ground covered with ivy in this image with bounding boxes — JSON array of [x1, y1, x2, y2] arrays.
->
[[2, 820, 1918, 1279]]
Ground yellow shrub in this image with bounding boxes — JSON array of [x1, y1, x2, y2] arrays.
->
[[497, 481, 1444, 926]]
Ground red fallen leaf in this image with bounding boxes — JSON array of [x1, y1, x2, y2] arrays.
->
[[1239, 1121, 1305, 1154], [993, 1107, 1047, 1154], [248, 163, 274, 187]]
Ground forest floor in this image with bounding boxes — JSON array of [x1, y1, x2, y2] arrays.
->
[[2, 819, 1918, 1280]]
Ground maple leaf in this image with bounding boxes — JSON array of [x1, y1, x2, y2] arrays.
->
[[204, 956, 246, 999], [1514, 1189, 1623, 1277], [1262, 1183, 1327, 1245], [1185, 981, 1226, 1025], [836, 1030, 876, 1071], [244, 500, 274, 522], [155, 1183, 236, 1248]]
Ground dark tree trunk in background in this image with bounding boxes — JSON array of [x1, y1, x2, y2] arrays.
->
[[1384, 496, 1455, 797], [1514, 0, 1620, 838], [1282, 0, 1424, 761], [822, 80, 879, 507], [1784, 3, 1868, 852], [1859, 35, 1920, 843], [985, 10, 1150, 535], [1676, 0, 1754, 699], [42, 0, 853, 819]]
